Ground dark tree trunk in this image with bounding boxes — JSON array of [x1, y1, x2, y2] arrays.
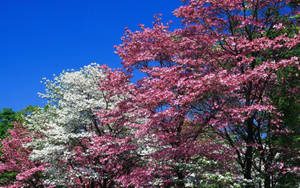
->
[[244, 117, 254, 188], [176, 170, 185, 188], [264, 175, 271, 188]]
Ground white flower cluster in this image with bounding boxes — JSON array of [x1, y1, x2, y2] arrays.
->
[[25, 63, 120, 185]]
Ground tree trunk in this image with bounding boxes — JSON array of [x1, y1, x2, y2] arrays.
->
[[264, 175, 271, 188], [244, 118, 254, 188], [244, 145, 253, 187], [176, 170, 185, 188]]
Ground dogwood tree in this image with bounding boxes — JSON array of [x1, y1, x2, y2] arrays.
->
[[116, 0, 299, 187]]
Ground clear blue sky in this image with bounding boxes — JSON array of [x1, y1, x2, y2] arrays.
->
[[0, 0, 182, 111]]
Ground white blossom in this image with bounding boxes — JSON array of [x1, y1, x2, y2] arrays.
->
[[25, 63, 120, 185]]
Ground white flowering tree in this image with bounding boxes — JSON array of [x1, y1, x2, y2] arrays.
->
[[26, 63, 142, 187]]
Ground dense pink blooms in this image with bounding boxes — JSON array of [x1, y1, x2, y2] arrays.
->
[[0, 123, 45, 187], [115, 0, 299, 186]]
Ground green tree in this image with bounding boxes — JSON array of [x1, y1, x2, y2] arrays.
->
[[0, 106, 40, 140], [0, 108, 18, 140], [265, 8, 300, 187]]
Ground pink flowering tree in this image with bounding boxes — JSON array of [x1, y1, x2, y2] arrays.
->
[[116, 0, 299, 187], [99, 66, 239, 187], [0, 123, 46, 188], [67, 66, 146, 187]]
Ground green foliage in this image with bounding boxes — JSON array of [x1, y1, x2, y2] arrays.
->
[[172, 36, 183, 41], [268, 20, 300, 187], [0, 171, 18, 186], [0, 106, 40, 140], [0, 108, 18, 140], [272, 67, 300, 187]]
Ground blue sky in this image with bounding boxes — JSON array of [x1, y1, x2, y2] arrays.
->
[[0, 0, 182, 111]]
